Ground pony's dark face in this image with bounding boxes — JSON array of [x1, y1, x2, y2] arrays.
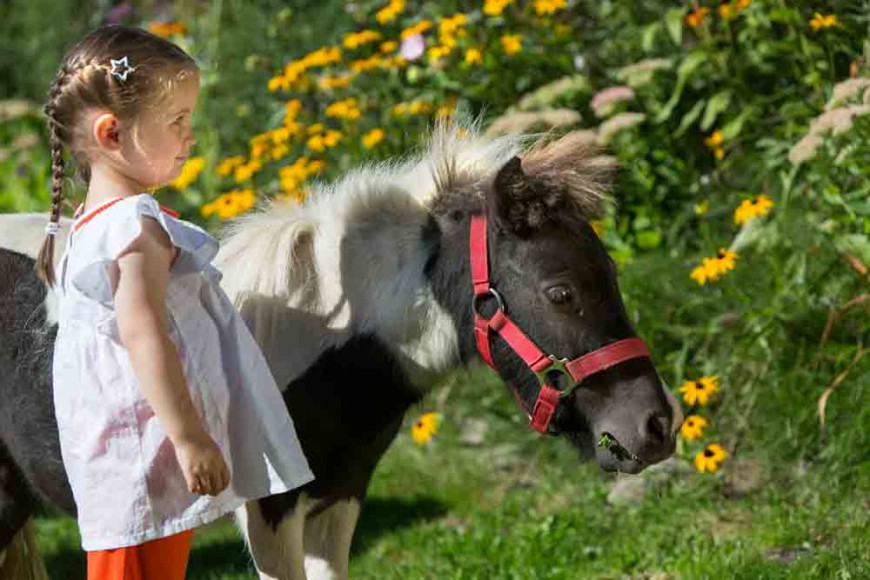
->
[[433, 138, 680, 474]]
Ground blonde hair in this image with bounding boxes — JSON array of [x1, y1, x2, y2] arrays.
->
[[36, 25, 197, 285]]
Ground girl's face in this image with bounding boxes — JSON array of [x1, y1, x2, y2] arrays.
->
[[121, 70, 199, 189]]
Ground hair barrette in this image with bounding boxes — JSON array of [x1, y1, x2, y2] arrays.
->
[[45, 221, 60, 237], [109, 56, 135, 82]]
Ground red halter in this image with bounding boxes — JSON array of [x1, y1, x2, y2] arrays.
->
[[470, 212, 652, 433]]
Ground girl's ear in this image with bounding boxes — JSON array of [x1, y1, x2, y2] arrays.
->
[[93, 113, 121, 150]]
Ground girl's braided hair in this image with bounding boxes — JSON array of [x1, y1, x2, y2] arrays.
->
[[36, 25, 196, 286]]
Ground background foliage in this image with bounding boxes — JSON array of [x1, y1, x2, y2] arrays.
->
[[1, 1, 867, 578]]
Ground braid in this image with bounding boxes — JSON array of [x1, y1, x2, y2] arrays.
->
[[34, 64, 77, 287]]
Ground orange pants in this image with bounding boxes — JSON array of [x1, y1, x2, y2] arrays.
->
[[86, 530, 194, 580]]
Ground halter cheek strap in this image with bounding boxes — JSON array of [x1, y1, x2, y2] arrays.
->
[[469, 212, 652, 433]]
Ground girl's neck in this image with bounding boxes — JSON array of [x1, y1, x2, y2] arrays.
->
[[84, 162, 148, 210]]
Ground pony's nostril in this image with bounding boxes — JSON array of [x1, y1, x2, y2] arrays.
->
[[644, 412, 670, 445]]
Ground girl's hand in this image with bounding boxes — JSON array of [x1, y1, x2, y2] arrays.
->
[[175, 435, 231, 496]]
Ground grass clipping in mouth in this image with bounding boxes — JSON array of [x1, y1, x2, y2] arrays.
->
[[597, 432, 640, 462]]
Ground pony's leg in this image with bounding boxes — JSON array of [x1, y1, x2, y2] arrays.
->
[[302, 498, 361, 580], [236, 497, 308, 580]]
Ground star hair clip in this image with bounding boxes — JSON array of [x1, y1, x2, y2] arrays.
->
[[109, 56, 135, 82]]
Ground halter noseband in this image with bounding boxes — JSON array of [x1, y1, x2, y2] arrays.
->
[[470, 212, 652, 434]]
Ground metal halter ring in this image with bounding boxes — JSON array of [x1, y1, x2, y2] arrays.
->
[[472, 288, 505, 320], [534, 356, 577, 396]]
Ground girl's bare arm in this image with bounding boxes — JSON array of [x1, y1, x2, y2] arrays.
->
[[114, 217, 229, 495]]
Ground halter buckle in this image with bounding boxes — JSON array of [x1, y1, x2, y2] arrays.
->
[[534, 355, 576, 397]]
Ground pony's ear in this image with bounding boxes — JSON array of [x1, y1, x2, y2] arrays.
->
[[490, 155, 554, 236]]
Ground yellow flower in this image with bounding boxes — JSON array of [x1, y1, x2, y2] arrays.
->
[[484, 0, 514, 16], [810, 13, 837, 31], [501, 34, 523, 56], [169, 157, 205, 190], [733, 194, 774, 225], [532, 0, 567, 16], [362, 128, 385, 149], [201, 189, 257, 220], [325, 98, 361, 121], [719, 3, 734, 20], [690, 249, 738, 285], [342, 30, 382, 50], [233, 159, 262, 183], [318, 73, 355, 91], [217, 156, 245, 178], [465, 47, 483, 65], [680, 415, 709, 440], [284, 99, 303, 123], [735, 0, 751, 9], [704, 130, 724, 148], [380, 41, 398, 54], [679, 376, 720, 406], [400, 20, 433, 41], [376, 0, 405, 24], [349, 55, 384, 73], [148, 22, 186, 38], [279, 156, 325, 195], [694, 200, 709, 215], [704, 130, 725, 159], [411, 412, 441, 445], [428, 45, 453, 63], [685, 7, 710, 29], [695, 443, 728, 473]]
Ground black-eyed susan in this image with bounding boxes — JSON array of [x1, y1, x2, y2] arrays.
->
[[679, 376, 720, 406], [532, 0, 567, 16], [464, 47, 483, 66], [680, 415, 709, 440], [169, 157, 205, 190], [690, 249, 738, 285], [734, 194, 774, 225], [376, 0, 405, 24], [810, 13, 837, 31], [411, 412, 441, 445], [148, 22, 187, 38], [685, 7, 710, 29], [217, 156, 245, 178], [362, 128, 385, 149], [704, 130, 725, 160], [201, 188, 257, 220], [695, 443, 728, 473], [500, 34, 523, 56], [484, 0, 514, 17]]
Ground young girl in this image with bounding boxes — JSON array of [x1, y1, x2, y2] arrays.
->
[[35, 25, 313, 579]]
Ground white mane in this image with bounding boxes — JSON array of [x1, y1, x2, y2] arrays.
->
[[215, 123, 525, 389]]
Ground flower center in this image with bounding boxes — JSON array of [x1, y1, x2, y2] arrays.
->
[[716, 250, 726, 259], [695, 381, 704, 390], [703, 449, 715, 457]]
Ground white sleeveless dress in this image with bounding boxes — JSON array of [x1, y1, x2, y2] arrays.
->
[[51, 193, 313, 551]]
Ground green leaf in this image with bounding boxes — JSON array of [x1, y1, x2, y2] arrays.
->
[[642, 22, 663, 53], [654, 52, 707, 123], [636, 230, 663, 250], [701, 91, 732, 131], [675, 99, 707, 137], [721, 107, 753, 140], [833, 234, 870, 265], [665, 8, 686, 46]]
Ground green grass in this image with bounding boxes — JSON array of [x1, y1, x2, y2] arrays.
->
[[33, 365, 868, 579]]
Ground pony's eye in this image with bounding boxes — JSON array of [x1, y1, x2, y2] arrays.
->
[[546, 285, 573, 306]]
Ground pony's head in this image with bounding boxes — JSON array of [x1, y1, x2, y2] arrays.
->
[[429, 131, 681, 473]]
